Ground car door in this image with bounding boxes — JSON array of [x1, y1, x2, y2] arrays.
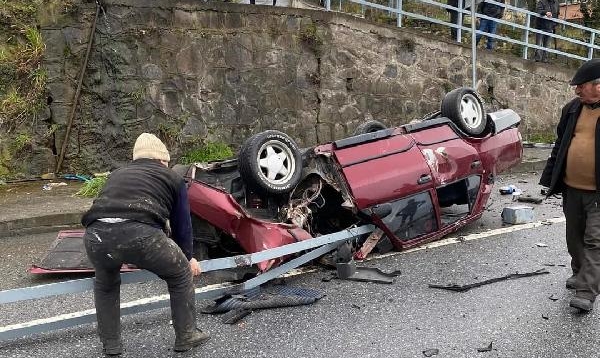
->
[[410, 124, 483, 187], [332, 129, 434, 210]]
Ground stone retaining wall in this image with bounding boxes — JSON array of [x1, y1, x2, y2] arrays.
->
[[39, 0, 573, 173]]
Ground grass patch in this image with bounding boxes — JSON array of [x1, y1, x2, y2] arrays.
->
[[180, 142, 234, 164], [76, 175, 108, 198]]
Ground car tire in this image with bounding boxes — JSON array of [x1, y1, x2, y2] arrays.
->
[[238, 130, 303, 195], [441, 87, 488, 137], [353, 120, 387, 135]]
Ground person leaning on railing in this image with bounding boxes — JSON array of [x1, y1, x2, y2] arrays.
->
[[534, 0, 559, 62]]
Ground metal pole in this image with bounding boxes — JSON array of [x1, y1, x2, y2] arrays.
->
[[523, 14, 530, 60], [326, 0, 330, 11], [397, 0, 403, 27], [457, 0, 464, 42], [471, 1, 477, 88], [589, 32, 596, 59]]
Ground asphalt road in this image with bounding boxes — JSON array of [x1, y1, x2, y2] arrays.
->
[[2, 172, 595, 358]]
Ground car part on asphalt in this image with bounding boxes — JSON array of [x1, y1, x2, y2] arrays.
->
[[441, 87, 488, 136], [428, 268, 549, 292], [335, 260, 401, 284], [238, 130, 303, 195], [477, 342, 493, 352]]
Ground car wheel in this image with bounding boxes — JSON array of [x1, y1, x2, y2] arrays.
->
[[353, 120, 386, 135], [238, 130, 302, 195], [441, 87, 488, 136]]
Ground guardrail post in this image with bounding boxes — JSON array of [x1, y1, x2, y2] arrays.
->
[[325, 0, 330, 11], [523, 14, 530, 60], [589, 32, 596, 59], [457, 0, 463, 42], [397, 0, 403, 27]]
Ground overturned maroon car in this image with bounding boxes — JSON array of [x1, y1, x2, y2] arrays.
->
[[31, 87, 522, 274]]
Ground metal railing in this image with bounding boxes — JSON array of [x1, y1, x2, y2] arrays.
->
[[322, 0, 600, 86]]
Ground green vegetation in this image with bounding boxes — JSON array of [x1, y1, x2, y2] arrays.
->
[[299, 22, 324, 55], [527, 132, 556, 144], [180, 141, 234, 164], [76, 175, 108, 198]]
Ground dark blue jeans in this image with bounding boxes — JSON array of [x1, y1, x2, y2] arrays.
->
[[476, 18, 498, 49], [84, 221, 196, 350]]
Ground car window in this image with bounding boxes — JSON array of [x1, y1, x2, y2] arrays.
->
[[378, 191, 438, 242]]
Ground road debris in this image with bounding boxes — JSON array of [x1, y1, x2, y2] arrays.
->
[[535, 243, 548, 247], [477, 342, 493, 352], [422, 348, 439, 357], [501, 205, 534, 224], [42, 182, 67, 191], [516, 195, 543, 204], [428, 269, 550, 292], [549, 294, 559, 301]]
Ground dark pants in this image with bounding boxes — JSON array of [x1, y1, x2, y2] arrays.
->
[[449, 10, 461, 41], [534, 31, 551, 62], [476, 18, 498, 50], [84, 221, 196, 349], [563, 186, 600, 301]]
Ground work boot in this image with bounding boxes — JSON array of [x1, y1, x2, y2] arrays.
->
[[173, 328, 210, 352], [102, 342, 123, 356], [566, 275, 577, 290], [570, 297, 594, 312]]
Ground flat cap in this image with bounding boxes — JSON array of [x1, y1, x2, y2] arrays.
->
[[570, 59, 600, 86]]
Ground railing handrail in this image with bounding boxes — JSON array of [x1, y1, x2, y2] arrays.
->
[[332, 0, 598, 65]]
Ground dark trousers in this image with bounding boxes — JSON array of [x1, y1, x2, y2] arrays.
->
[[84, 221, 196, 348], [563, 186, 600, 301], [534, 31, 550, 62], [476, 18, 498, 50]]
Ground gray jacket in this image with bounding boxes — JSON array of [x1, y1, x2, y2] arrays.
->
[[535, 0, 559, 31]]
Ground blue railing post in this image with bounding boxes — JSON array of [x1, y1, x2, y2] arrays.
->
[[457, 0, 463, 42], [589, 32, 596, 59], [397, 0, 403, 27], [523, 14, 530, 60]]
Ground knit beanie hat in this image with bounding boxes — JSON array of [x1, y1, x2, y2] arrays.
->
[[132, 133, 170, 162]]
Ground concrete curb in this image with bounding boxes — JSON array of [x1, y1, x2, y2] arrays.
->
[[0, 212, 84, 238], [508, 159, 547, 174]]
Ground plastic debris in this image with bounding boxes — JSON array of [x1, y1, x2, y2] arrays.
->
[[499, 184, 518, 195], [549, 294, 559, 301], [42, 182, 67, 191], [535, 243, 548, 247]]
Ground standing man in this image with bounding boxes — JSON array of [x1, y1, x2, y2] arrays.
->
[[447, 0, 462, 41], [534, 0, 559, 62], [475, 0, 505, 50], [82, 133, 209, 355], [540, 59, 600, 312]]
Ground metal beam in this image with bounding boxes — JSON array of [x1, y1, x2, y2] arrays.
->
[[0, 225, 373, 342]]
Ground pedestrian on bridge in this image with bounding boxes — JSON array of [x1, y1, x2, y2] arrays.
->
[[81, 133, 209, 355], [540, 59, 600, 312]]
